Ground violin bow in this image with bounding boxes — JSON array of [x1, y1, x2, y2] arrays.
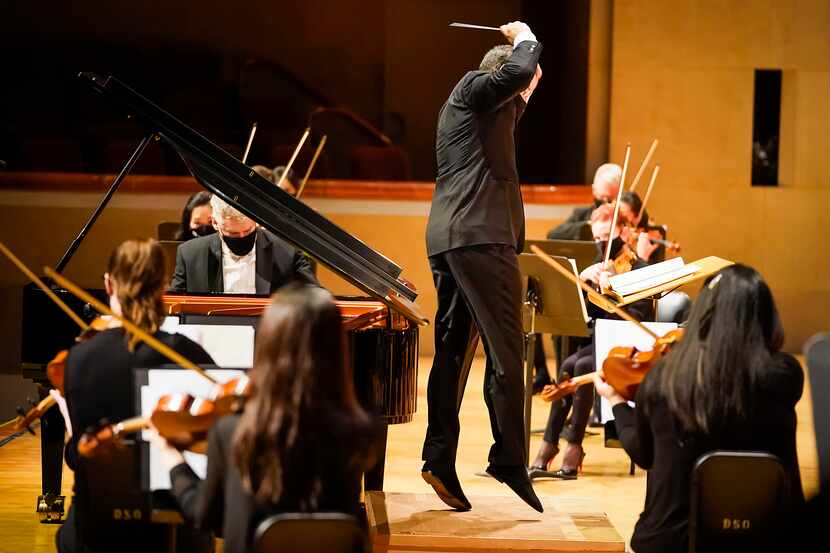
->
[[241, 122, 257, 164], [296, 134, 327, 199], [44, 267, 218, 384], [276, 127, 310, 191], [0, 241, 89, 331], [529, 244, 660, 340], [603, 143, 631, 273], [628, 138, 658, 193], [634, 164, 660, 229]]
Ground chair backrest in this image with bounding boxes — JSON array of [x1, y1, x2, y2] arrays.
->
[[253, 512, 368, 553], [157, 221, 181, 241], [689, 450, 790, 553], [805, 333, 830, 489]]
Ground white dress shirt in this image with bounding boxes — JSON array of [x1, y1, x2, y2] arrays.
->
[[221, 237, 257, 294]]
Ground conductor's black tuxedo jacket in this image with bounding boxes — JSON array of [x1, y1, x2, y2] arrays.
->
[[169, 228, 318, 294], [426, 39, 543, 257]]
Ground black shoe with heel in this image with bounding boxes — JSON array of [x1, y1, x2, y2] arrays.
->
[[485, 464, 544, 513], [550, 444, 586, 480]]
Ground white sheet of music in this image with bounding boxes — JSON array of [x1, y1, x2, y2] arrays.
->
[[594, 319, 678, 423], [160, 317, 255, 368], [140, 368, 247, 490]]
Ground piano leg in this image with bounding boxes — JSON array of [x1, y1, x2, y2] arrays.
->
[[364, 423, 388, 491], [37, 403, 65, 523]]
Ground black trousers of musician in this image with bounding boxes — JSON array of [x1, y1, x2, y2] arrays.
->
[[423, 244, 526, 469], [544, 343, 595, 445]]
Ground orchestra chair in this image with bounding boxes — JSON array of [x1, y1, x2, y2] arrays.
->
[[603, 420, 636, 476], [157, 221, 180, 241], [688, 450, 790, 553], [253, 512, 369, 553], [75, 446, 214, 553]]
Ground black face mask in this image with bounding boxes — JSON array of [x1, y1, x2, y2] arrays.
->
[[597, 236, 625, 260], [191, 225, 215, 239], [223, 230, 257, 256]]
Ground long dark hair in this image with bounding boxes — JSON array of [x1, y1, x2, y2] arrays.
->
[[107, 238, 167, 351], [644, 264, 785, 434], [175, 191, 212, 240], [232, 284, 369, 508], [621, 190, 649, 228]]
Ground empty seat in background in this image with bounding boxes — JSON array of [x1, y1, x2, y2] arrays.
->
[[348, 145, 410, 180]]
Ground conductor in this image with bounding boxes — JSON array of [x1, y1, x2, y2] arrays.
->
[[422, 21, 543, 512]]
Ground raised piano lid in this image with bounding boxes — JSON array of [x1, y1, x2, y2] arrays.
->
[[80, 73, 427, 325]]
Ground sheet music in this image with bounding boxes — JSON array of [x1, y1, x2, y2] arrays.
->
[[594, 319, 678, 423], [567, 258, 589, 323], [609, 257, 698, 296], [161, 317, 255, 368], [140, 369, 246, 490]]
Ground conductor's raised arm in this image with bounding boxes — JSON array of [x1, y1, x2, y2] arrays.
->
[[467, 21, 543, 113]]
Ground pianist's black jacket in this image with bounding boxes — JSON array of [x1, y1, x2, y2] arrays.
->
[[426, 39, 542, 257], [168, 412, 378, 553], [169, 228, 318, 294]]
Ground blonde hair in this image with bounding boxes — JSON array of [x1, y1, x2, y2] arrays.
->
[[107, 239, 167, 351]]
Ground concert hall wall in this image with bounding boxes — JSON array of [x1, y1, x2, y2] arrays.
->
[[608, 1, 830, 352]]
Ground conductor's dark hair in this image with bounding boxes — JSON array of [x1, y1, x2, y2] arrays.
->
[[480, 44, 513, 72], [175, 191, 212, 241], [642, 264, 785, 435]]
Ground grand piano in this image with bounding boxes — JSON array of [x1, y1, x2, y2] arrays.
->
[[20, 73, 427, 522]]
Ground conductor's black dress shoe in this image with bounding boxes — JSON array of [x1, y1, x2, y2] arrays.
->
[[485, 464, 544, 513], [421, 463, 472, 511]]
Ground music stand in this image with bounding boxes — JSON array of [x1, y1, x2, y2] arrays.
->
[[523, 239, 598, 272], [517, 253, 590, 464]]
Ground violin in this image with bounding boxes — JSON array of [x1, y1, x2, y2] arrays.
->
[[541, 328, 684, 403], [612, 243, 638, 274], [625, 223, 681, 256], [78, 375, 250, 457]]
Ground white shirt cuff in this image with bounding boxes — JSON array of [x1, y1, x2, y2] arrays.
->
[[513, 30, 537, 47]]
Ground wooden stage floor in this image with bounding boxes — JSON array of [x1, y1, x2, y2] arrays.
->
[[0, 355, 819, 553]]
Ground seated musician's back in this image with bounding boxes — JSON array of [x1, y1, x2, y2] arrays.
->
[[169, 195, 318, 294], [151, 284, 380, 553], [58, 238, 216, 553]]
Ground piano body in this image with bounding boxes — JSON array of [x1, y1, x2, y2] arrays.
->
[[20, 73, 426, 522]]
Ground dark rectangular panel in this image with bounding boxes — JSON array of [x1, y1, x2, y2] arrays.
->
[[751, 69, 782, 186]]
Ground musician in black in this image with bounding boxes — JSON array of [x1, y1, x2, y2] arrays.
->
[[150, 285, 379, 553], [169, 195, 317, 294], [593, 265, 803, 553], [529, 203, 653, 480], [57, 239, 215, 553], [422, 21, 543, 512], [175, 191, 214, 241], [547, 163, 622, 240]]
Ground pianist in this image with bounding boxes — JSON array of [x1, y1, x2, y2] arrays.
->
[[169, 195, 318, 294]]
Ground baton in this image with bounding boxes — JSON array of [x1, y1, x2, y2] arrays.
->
[[449, 22, 501, 31]]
